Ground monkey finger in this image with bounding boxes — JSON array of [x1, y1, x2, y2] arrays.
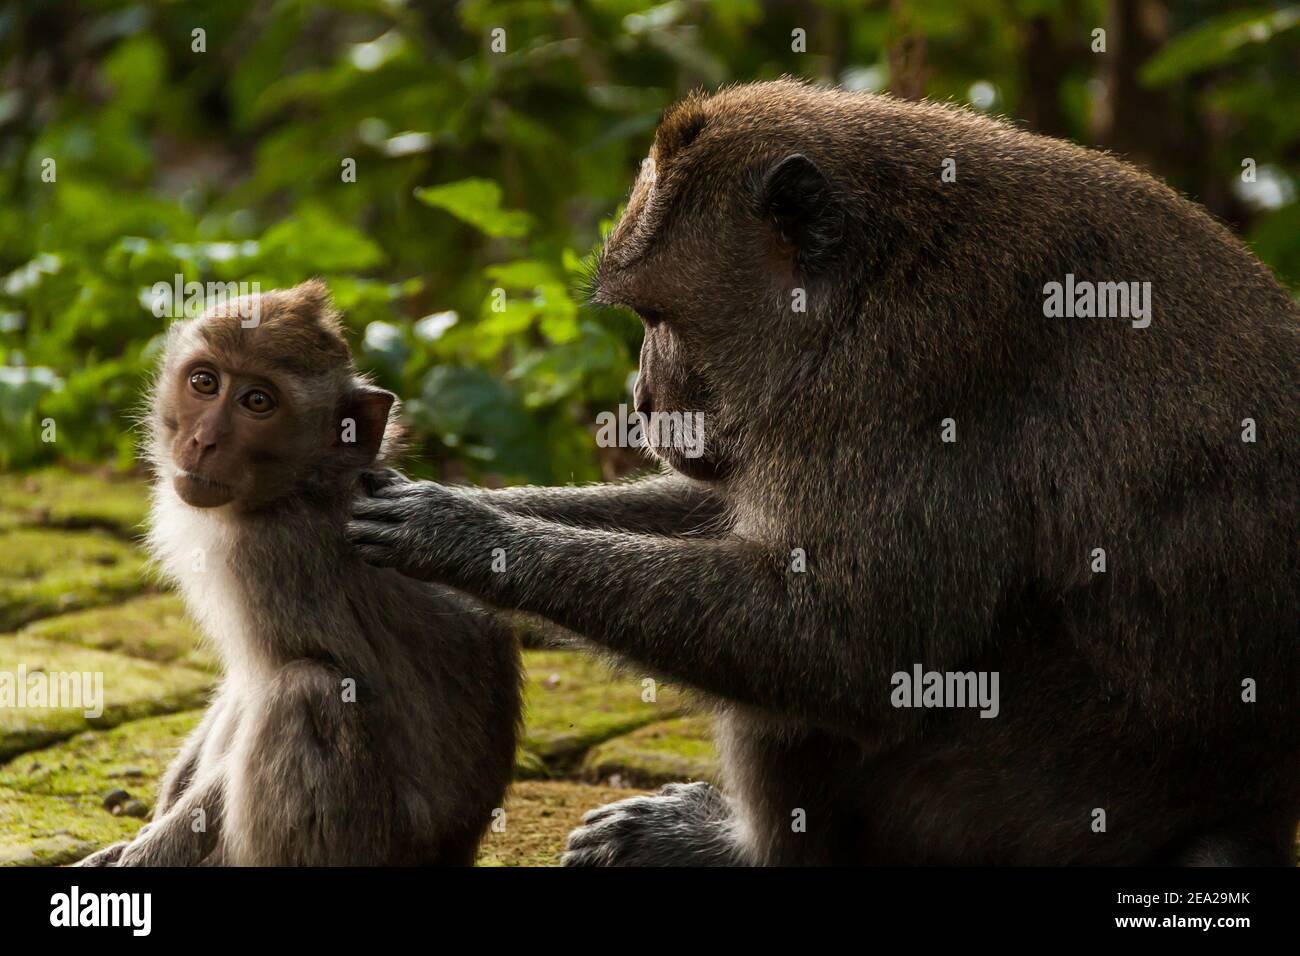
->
[[75, 841, 129, 867], [345, 519, 403, 545], [578, 796, 655, 826], [563, 822, 616, 854], [578, 805, 625, 827], [563, 815, 646, 866], [560, 846, 607, 867], [368, 479, 430, 499], [560, 844, 616, 867], [350, 497, 407, 522]]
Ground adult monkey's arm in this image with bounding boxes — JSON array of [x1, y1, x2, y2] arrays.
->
[[368, 469, 728, 537], [347, 479, 1006, 730]]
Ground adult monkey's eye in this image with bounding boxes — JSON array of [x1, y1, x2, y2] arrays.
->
[[242, 390, 275, 413], [189, 370, 219, 395]]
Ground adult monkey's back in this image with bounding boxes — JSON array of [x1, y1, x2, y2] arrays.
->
[[350, 79, 1300, 865]]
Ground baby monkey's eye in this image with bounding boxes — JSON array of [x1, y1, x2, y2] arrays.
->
[[242, 390, 276, 414], [189, 370, 219, 395]]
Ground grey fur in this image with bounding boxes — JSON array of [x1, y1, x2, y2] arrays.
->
[[79, 294, 520, 867], [563, 782, 751, 866]]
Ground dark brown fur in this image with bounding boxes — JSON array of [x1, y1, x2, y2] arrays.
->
[[350, 81, 1298, 865]]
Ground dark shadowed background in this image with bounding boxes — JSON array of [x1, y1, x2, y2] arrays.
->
[[2, 0, 1297, 478]]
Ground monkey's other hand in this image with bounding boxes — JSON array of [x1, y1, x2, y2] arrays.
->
[[74, 841, 129, 867], [562, 782, 723, 867], [348, 479, 491, 582]]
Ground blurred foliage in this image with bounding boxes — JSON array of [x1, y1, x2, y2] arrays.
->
[[0, 0, 1296, 478]]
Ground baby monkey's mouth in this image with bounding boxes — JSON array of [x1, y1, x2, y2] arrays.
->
[[173, 469, 237, 508]]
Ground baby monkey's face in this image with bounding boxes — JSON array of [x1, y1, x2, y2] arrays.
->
[[161, 348, 312, 509], [151, 283, 393, 511]]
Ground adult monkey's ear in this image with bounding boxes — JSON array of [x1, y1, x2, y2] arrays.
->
[[761, 153, 843, 270], [336, 386, 396, 466]]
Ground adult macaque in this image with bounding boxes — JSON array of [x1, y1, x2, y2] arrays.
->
[[78, 281, 519, 866], [349, 81, 1299, 865]]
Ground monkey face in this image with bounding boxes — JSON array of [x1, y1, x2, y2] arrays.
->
[[151, 284, 395, 511], [631, 314, 725, 481], [597, 236, 745, 483], [594, 96, 849, 483], [159, 350, 320, 509]]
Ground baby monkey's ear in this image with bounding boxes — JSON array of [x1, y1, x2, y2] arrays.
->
[[336, 386, 396, 466]]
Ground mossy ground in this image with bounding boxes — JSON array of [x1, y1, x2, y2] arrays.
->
[[0, 528, 152, 631], [0, 469, 718, 866], [581, 715, 718, 787], [21, 593, 214, 672], [0, 711, 201, 866], [519, 649, 693, 771], [0, 636, 212, 760], [0, 467, 150, 536], [475, 780, 651, 866]]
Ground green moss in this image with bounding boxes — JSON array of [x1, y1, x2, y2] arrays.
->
[[519, 649, 689, 773], [514, 744, 547, 777], [0, 709, 201, 797], [0, 715, 646, 868], [580, 715, 718, 787], [0, 760, 642, 867], [475, 780, 649, 867], [0, 786, 143, 866], [0, 468, 150, 537], [0, 710, 203, 866], [0, 636, 212, 760], [0, 528, 153, 631], [20, 593, 214, 672]]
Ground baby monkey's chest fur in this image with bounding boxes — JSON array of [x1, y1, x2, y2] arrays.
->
[[146, 488, 520, 866]]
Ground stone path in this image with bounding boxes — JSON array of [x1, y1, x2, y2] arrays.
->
[[0, 469, 717, 866]]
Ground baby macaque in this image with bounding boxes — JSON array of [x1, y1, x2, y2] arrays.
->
[[77, 280, 519, 866]]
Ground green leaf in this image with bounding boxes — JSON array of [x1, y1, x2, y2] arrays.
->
[[258, 205, 386, 273], [411, 366, 551, 482], [102, 35, 167, 115], [1142, 8, 1300, 86], [414, 179, 531, 239], [484, 259, 559, 289], [535, 282, 580, 343], [510, 321, 627, 407], [478, 298, 538, 339]]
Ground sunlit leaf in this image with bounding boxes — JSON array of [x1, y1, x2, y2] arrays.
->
[[414, 179, 531, 238], [1142, 7, 1300, 86], [258, 205, 386, 272]]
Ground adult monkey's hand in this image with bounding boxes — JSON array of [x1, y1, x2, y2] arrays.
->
[[348, 479, 500, 582]]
